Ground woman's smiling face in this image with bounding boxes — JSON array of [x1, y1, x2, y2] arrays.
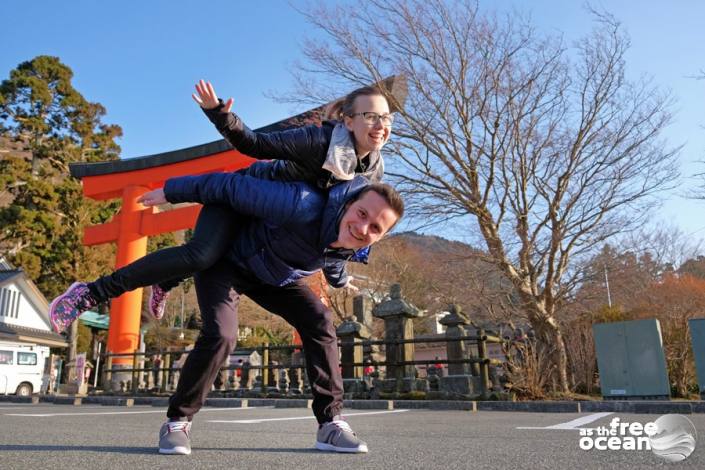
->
[[344, 94, 392, 157]]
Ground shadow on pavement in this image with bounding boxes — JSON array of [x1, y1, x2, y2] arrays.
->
[[195, 447, 320, 454], [0, 445, 321, 455], [0, 445, 155, 454]]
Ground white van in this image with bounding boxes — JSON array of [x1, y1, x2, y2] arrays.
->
[[0, 344, 49, 396]]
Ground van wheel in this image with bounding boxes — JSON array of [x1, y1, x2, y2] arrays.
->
[[16, 383, 32, 397]]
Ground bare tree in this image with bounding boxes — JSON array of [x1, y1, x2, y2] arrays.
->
[[287, 0, 679, 392]]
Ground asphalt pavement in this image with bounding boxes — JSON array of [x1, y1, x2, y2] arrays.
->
[[1, 402, 703, 469]]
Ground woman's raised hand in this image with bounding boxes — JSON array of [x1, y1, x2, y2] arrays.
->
[[192, 80, 234, 112]]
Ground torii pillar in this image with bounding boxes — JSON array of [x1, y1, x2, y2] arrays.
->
[[69, 76, 407, 365]]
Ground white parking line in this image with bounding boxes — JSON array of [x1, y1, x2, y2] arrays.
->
[[5, 406, 264, 417], [209, 409, 409, 424], [516, 412, 614, 430]]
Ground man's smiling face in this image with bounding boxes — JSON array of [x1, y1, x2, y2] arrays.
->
[[331, 190, 399, 250]]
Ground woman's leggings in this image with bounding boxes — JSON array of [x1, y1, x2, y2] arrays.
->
[[87, 204, 241, 302]]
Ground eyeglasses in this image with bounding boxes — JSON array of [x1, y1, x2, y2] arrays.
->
[[349, 112, 394, 127]]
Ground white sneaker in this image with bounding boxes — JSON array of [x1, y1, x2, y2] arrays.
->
[[315, 416, 368, 453], [158, 419, 192, 455]]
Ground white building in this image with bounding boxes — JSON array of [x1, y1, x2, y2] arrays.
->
[[0, 257, 67, 350]]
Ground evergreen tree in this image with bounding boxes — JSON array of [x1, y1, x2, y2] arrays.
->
[[0, 56, 122, 298]]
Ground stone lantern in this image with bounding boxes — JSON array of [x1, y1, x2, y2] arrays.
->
[[372, 284, 426, 393]]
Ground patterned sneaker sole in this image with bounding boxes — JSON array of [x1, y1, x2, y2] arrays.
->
[[315, 441, 369, 453], [149, 304, 164, 321], [48, 281, 83, 334], [149, 287, 168, 321]]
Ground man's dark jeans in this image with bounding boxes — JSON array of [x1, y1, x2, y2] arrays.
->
[[166, 258, 343, 424]]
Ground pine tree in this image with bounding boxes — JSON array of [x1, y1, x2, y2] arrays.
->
[[0, 56, 122, 298]]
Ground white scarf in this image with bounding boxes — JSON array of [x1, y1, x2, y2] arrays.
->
[[322, 123, 384, 183]]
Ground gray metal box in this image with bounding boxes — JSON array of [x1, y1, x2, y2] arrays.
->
[[688, 318, 705, 398], [592, 318, 670, 399]]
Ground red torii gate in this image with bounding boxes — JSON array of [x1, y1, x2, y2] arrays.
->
[[69, 76, 407, 364], [71, 145, 252, 364]]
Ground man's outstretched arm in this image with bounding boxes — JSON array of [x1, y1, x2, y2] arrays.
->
[[139, 172, 321, 224]]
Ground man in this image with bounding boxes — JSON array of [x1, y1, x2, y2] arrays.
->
[[51, 170, 403, 456]]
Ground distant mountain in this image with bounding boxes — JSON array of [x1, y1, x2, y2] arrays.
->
[[386, 231, 482, 257]]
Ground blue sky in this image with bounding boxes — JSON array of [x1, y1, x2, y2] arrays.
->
[[3, 0, 705, 241]]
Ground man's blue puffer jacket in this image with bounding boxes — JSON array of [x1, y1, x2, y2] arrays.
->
[[164, 172, 371, 288]]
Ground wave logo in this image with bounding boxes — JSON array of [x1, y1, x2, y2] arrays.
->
[[649, 414, 697, 462]]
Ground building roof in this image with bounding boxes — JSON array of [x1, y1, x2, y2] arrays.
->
[[0, 321, 68, 348], [0, 257, 57, 343], [0, 269, 22, 285], [0, 257, 14, 270]]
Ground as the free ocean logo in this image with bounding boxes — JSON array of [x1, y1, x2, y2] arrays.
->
[[579, 414, 697, 462]]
